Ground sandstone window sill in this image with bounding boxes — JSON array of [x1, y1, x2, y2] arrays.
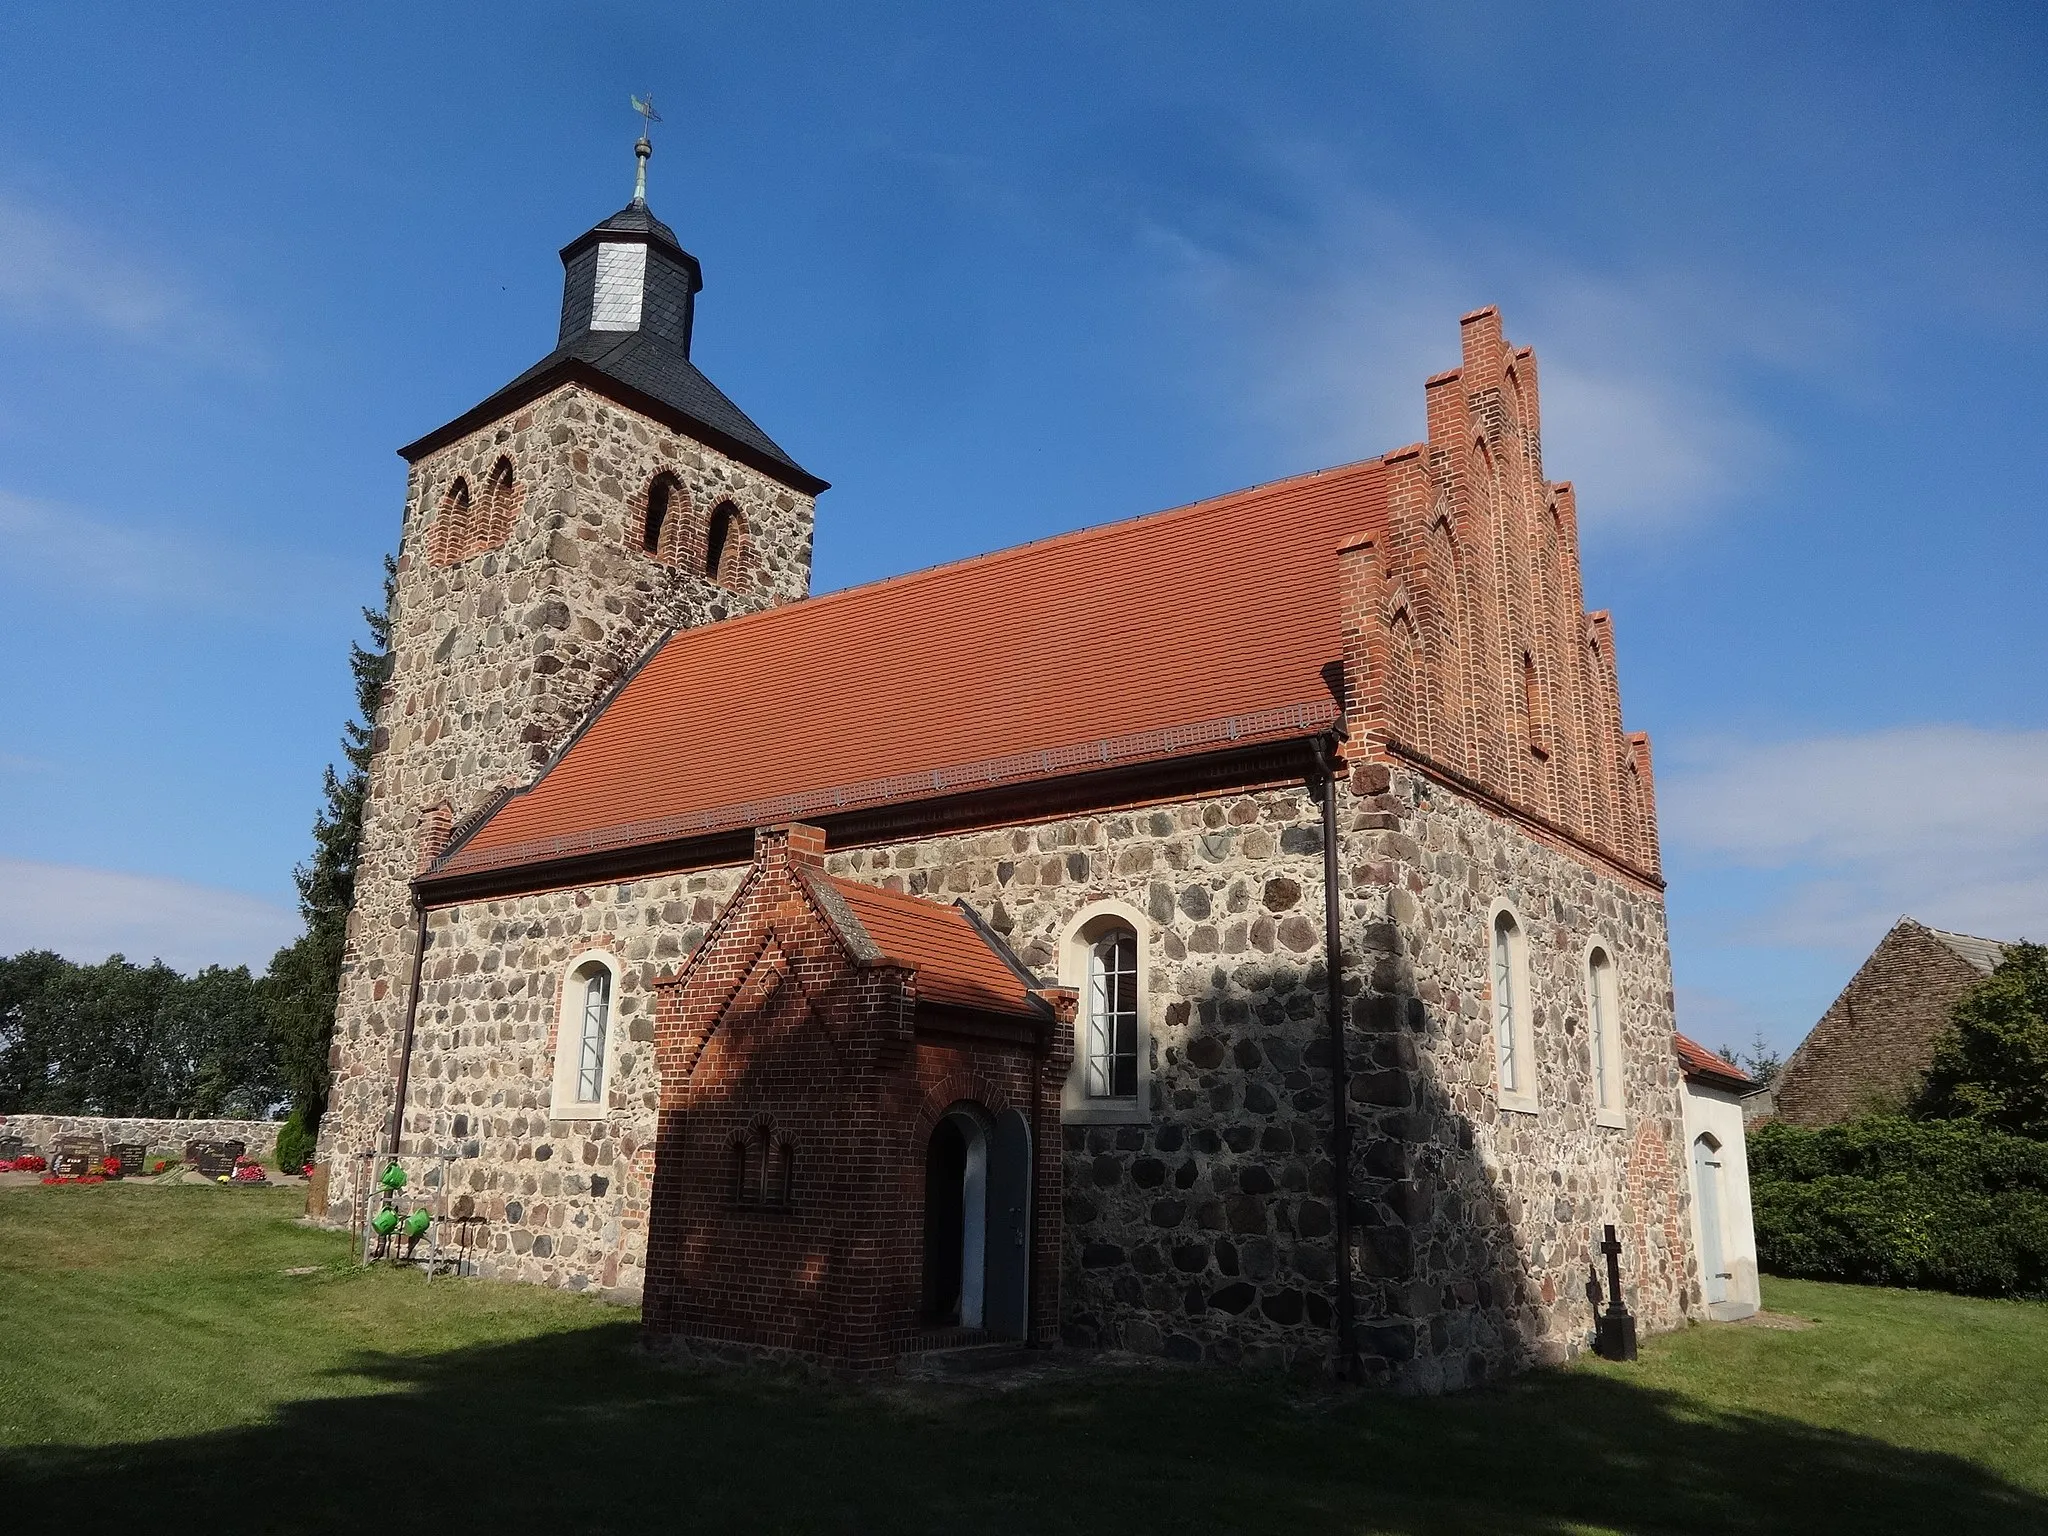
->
[[1063, 1098, 1150, 1126], [1496, 1092, 1540, 1117], [1595, 1108, 1627, 1130], [547, 1102, 613, 1123]]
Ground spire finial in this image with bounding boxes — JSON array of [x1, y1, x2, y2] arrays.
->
[[629, 93, 661, 204]]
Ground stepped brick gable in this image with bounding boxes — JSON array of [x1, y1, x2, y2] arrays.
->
[[1342, 308, 1658, 876], [318, 171, 1697, 1389]]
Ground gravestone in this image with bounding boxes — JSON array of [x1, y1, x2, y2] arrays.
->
[[53, 1134, 106, 1178], [187, 1140, 246, 1177], [110, 1142, 147, 1176], [0, 1135, 23, 1162]]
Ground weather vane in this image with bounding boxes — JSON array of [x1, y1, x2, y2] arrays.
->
[[629, 93, 662, 202]]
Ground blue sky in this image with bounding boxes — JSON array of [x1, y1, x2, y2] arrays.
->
[[0, 2, 2042, 1062]]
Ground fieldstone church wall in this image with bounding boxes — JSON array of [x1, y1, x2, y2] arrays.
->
[[317, 381, 816, 1218], [344, 760, 1692, 1386]]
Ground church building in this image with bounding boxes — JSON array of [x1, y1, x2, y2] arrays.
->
[[317, 142, 1703, 1388]]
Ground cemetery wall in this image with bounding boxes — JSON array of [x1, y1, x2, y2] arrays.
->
[[0, 1114, 282, 1159]]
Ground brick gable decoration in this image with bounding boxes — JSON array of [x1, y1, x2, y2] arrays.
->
[[643, 824, 1072, 1370], [1340, 309, 1658, 879]]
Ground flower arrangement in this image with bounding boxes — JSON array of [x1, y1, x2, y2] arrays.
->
[[41, 1174, 107, 1185], [230, 1159, 267, 1184], [2, 1155, 49, 1173], [98, 1156, 123, 1179], [152, 1158, 180, 1175]]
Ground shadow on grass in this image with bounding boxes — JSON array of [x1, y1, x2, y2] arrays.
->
[[5, 1320, 2044, 1536]]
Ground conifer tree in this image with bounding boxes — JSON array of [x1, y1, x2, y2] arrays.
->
[[265, 555, 395, 1148]]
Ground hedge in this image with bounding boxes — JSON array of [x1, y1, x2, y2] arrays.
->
[[1749, 1117, 2048, 1298]]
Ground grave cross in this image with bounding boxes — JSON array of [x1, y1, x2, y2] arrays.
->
[[1593, 1221, 1639, 1362], [1600, 1224, 1625, 1314]]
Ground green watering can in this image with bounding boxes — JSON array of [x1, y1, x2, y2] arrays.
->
[[404, 1208, 432, 1239], [370, 1207, 399, 1237], [379, 1163, 408, 1192]]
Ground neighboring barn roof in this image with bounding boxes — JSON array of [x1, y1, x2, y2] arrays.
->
[[1925, 924, 2008, 976], [819, 876, 1042, 1018], [435, 457, 1385, 879], [1675, 1032, 1756, 1094]]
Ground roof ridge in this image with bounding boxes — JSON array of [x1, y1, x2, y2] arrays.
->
[[647, 453, 1389, 651], [1922, 921, 2008, 945]]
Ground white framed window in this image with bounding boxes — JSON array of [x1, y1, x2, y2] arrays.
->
[[1489, 902, 1538, 1114], [1585, 940, 1625, 1128], [1058, 900, 1152, 1124], [550, 951, 620, 1120]]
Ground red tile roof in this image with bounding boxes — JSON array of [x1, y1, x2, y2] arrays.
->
[[824, 877, 1039, 1017], [439, 457, 1387, 876], [1675, 1032, 1756, 1091]]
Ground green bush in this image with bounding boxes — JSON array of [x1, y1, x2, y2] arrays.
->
[[272, 1109, 316, 1173], [1751, 1117, 2048, 1298]]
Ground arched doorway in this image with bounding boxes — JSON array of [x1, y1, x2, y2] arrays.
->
[[1692, 1133, 1729, 1306], [921, 1103, 1030, 1338]]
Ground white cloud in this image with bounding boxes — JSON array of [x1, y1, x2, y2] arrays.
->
[[1662, 725, 2048, 950], [0, 190, 251, 361], [1147, 171, 1805, 535], [0, 489, 353, 622], [0, 857, 298, 974]]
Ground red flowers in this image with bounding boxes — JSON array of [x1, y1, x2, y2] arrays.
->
[[40, 1174, 107, 1185], [99, 1156, 123, 1178], [2, 1155, 49, 1173]]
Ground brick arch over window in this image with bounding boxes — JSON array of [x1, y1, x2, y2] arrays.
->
[[1344, 310, 1662, 881], [705, 499, 747, 586], [427, 477, 472, 567], [478, 456, 519, 548], [641, 470, 687, 563]]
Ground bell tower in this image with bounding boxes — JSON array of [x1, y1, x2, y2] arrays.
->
[[316, 131, 828, 1205]]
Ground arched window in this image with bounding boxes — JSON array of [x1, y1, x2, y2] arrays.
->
[[1490, 905, 1537, 1113], [705, 500, 741, 583], [729, 1133, 756, 1205], [575, 965, 610, 1102], [481, 457, 518, 547], [642, 473, 678, 559], [766, 1134, 795, 1209], [1085, 925, 1139, 1101], [728, 1123, 795, 1210], [431, 477, 472, 567], [1057, 900, 1152, 1124], [549, 952, 619, 1120], [1586, 943, 1624, 1124]]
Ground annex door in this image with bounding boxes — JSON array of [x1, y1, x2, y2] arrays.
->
[[1692, 1134, 1729, 1305], [983, 1108, 1031, 1341]]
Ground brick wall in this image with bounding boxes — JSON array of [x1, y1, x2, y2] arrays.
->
[[1773, 920, 1986, 1125], [641, 826, 1066, 1370]]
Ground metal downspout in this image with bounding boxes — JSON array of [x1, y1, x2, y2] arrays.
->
[[386, 897, 430, 1157], [1318, 736, 1359, 1382]]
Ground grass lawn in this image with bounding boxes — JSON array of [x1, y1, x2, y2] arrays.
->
[[3, 1185, 2046, 1534]]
